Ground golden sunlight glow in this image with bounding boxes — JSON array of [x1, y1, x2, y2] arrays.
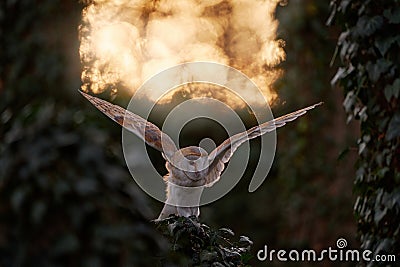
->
[[79, 0, 285, 107]]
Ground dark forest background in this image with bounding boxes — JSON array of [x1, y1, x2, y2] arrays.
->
[[1, 0, 398, 266]]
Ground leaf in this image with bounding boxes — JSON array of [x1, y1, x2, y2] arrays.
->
[[359, 106, 368, 121], [383, 7, 400, 24], [375, 36, 399, 56], [393, 189, 400, 207], [374, 206, 387, 225], [331, 65, 354, 85], [338, 30, 350, 45], [238, 235, 253, 246], [218, 228, 235, 237], [339, 0, 351, 13], [358, 142, 367, 155], [355, 16, 383, 37], [377, 167, 390, 178], [199, 250, 218, 262], [366, 59, 392, 83], [326, 8, 336, 26], [211, 262, 225, 267], [343, 91, 356, 113], [331, 67, 346, 85], [386, 113, 400, 140], [384, 78, 400, 102], [375, 238, 395, 255]]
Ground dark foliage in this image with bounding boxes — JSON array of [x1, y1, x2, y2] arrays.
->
[[156, 215, 253, 266], [328, 0, 400, 265], [0, 1, 167, 266]]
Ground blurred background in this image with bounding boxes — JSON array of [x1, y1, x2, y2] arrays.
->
[[1, 0, 360, 266]]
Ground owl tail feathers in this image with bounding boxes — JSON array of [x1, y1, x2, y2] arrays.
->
[[158, 204, 178, 220], [157, 204, 200, 220], [156, 182, 203, 220]]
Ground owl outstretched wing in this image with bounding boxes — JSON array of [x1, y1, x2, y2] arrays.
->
[[80, 91, 177, 159], [204, 102, 323, 186]]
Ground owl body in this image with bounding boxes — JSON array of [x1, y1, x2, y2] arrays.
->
[[159, 146, 208, 219]]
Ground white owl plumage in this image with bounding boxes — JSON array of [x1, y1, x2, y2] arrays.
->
[[80, 91, 322, 219]]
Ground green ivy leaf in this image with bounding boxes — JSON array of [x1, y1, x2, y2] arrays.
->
[[199, 250, 218, 262], [375, 36, 400, 56], [355, 15, 383, 37], [374, 206, 387, 226], [366, 59, 392, 83], [384, 78, 400, 102], [218, 228, 235, 237], [239, 235, 253, 246], [383, 7, 400, 24], [386, 113, 400, 140], [339, 0, 351, 13]]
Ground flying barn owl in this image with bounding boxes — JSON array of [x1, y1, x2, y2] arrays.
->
[[80, 91, 322, 220]]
